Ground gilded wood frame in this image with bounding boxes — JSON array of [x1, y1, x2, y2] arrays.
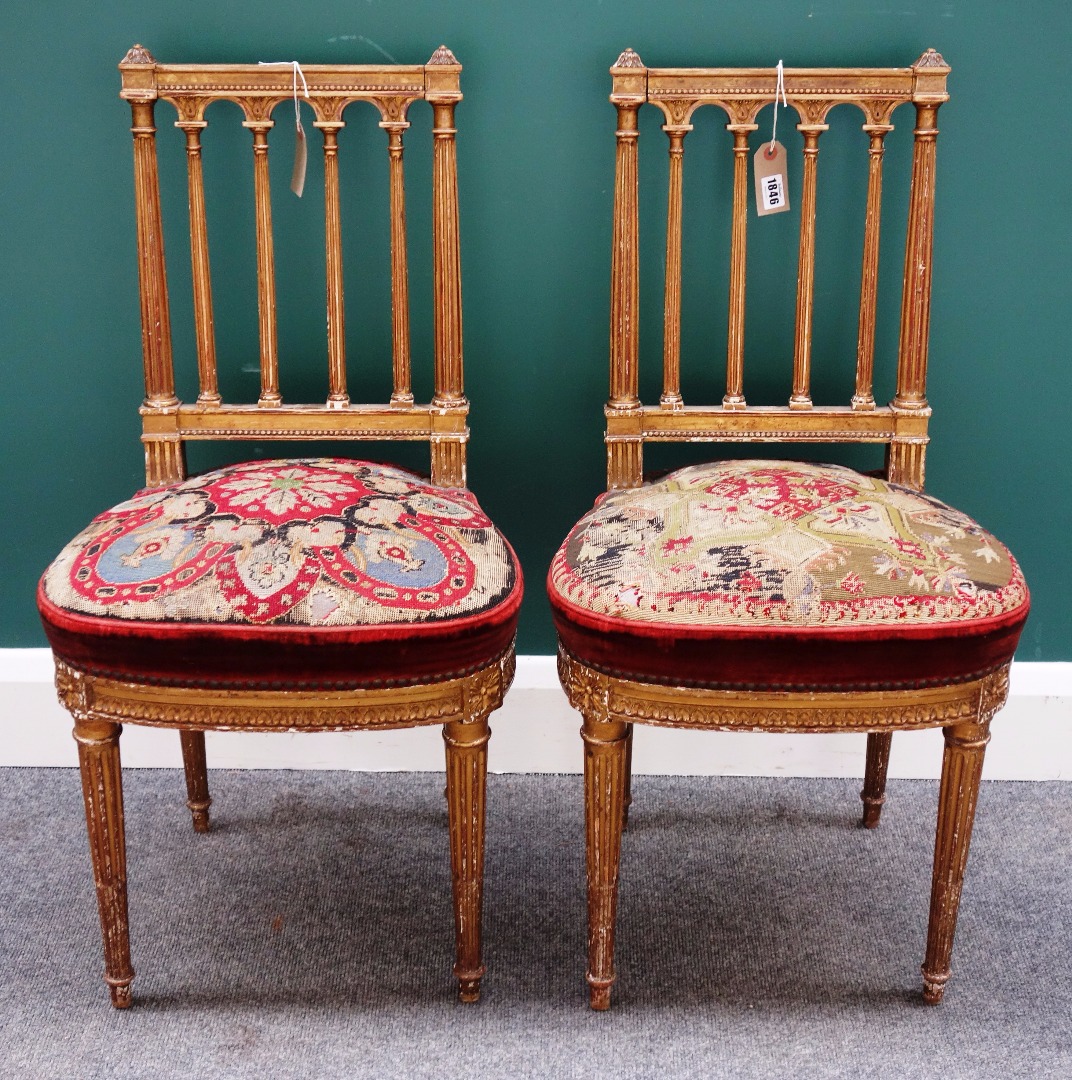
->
[[565, 49, 1003, 1012], [56, 45, 510, 1010]]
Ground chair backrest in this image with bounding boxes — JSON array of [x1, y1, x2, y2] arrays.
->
[[118, 44, 467, 489], [605, 49, 950, 492]]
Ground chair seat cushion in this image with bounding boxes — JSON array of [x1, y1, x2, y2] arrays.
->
[[39, 458, 522, 689], [548, 460, 1029, 690]]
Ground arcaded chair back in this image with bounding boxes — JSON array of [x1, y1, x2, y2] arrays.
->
[[119, 43, 469, 487], [549, 50, 1029, 1012], [37, 46, 520, 1010], [603, 48, 949, 490]]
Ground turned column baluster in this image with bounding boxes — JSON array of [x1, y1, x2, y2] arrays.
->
[[178, 118, 221, 406], [725, 124, 757, 409], [124, 102, 177, 410], [660, 127, 688, 408], [790, 123, 826, 410], [852, 124, 892, 411], [894, 99, 944, 413], [317, 120, 349, 408], [428, 97, 463, 407], [244, 117, 281, 408], [384, 120, 414, 406]]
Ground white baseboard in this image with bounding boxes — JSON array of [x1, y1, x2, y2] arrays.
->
[[1, 650, 1069, 780]]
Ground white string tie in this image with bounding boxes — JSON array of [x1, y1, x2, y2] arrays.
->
[[769, 59, 787, 152], [257, 60, 310, 197], [258, 60, 309, 128]]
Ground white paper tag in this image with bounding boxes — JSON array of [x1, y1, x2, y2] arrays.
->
[[754, 140, 790, 216], [291, 123, 307, 198]]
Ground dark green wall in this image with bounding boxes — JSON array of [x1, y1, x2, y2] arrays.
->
[[2, 1, 1068, 659]]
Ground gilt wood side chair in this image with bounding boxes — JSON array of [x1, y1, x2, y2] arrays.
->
[[37, 45, 522, 1008], [547, 50, 1029, 1009]]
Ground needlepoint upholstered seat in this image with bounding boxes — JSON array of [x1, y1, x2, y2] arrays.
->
[[549, 49, 1029, 1010], [38, 46, 521, 1008]]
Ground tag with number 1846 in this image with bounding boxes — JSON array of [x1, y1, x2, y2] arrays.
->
[[754, 140, 789, 216]]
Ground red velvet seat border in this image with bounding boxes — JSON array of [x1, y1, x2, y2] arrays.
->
[[550, 589, 1028, 691], [39, 577, 522, 690]]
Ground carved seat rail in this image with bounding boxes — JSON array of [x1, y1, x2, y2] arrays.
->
[[118, 45, 467, 488], [606, 49, 950, 490]]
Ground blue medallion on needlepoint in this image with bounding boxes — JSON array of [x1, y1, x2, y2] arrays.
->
[[43, 459, 518, 629]]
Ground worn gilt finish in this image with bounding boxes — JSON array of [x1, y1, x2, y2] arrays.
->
[[118, 45, 468, 487], [56, 47, 510, 1009], [605, 49, 949, 492], [568, 51, 1006, 1012]]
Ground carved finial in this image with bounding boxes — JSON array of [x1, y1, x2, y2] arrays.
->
[[914, 48, 949, 69], [428, 45, 459, 66], [614, 48, 644, 69], [121, 43, 156, 65]]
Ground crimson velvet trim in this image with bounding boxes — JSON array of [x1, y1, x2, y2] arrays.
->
[[39, 572, 522, 690], [549, 585, 1029, 691]]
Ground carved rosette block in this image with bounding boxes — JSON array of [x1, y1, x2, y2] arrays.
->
[[74, 719, 134, 1008], [886, 439, 927, 490], [607, 438, 643, 491], [443, 716, 491, 1001], [431, 435, 467, 489], [582, 713, 630, 1010], [143, 435, 187, 486]]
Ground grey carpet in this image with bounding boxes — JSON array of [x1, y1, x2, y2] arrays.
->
[[0, 769, 1069, 1079]]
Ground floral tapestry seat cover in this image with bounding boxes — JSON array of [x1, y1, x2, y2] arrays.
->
[[548, 461, 1028, 691], [39, 459, 523, 689]]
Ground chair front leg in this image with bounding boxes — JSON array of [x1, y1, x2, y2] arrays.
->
[[443, 716, 491, 1003], [621, 722, 634, 830], [74, 718, 135, 1008], [179, 730, 211, 833], [861, 731, 892, 828], [921, 716, 991, 1004], [582, 712, 630, 1010]]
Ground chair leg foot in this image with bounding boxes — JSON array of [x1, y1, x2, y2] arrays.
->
[[75, 718, 135, 1009], [860, 732, 892, 829], [583, 712, 630, 1011], [456, 974, 483, 1004], [588, 980, 612, 1011], [444, 716, 490, 1005], [180, 730, 211, 833], [920, 717, 990, 1005], [108, 979, 134, 1009], [921, 970, 949, 1005]]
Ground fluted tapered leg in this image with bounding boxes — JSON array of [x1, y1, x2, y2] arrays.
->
[[179, 730, 211, 833], [622, 723, 634, 830], [74, 718, 134, 1008], [582, 712, 630, 1010], [861, 731, 892, 828], [443, 716, 490, 1003], [921, 717, 991, 1004]]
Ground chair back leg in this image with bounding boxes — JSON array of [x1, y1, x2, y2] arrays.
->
[[861, 731, 893, 828], [180, 730, 212, 833]]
